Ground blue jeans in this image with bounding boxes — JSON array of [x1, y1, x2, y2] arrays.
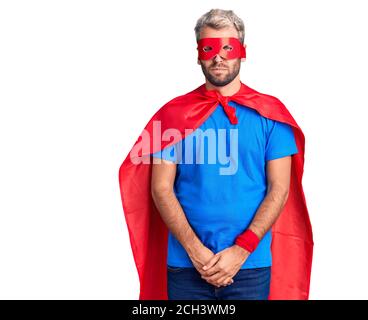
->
[[167, 265, 271, 300]]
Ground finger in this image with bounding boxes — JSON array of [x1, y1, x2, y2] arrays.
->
[[203, 270, 225, 284], [221, 277, 234, 286], [204, 278, 221, 287], [201, 270, 220, 281], [202, 254, 220, 271], [215, 274, 232, 286], [201, 266, 220, 277]]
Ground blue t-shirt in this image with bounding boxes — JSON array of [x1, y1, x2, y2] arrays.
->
[[151, 101, 298, 269]]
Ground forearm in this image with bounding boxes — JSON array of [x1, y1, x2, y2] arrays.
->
[[242, 186, 289, 241], [151, 188, 204, 257]]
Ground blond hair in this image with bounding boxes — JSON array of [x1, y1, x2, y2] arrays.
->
[[194, 9, 245, 44]]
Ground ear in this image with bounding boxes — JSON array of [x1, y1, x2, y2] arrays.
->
[[241, 44, 247, 62]]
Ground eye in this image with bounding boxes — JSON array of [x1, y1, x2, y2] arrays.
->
[[203, 46, 213, 52], [223, 45, 233, 51]]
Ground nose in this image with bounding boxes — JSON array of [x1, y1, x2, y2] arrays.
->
[[213, 54, 224, 62]]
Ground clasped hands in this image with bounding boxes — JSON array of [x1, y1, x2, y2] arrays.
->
[[189, 244, 250, 288]]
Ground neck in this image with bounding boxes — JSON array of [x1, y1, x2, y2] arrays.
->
[[205, 76, 241, 96]]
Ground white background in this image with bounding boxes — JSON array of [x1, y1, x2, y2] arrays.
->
[[0, 0, 367, 299]]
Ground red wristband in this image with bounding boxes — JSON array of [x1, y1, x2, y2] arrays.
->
[[235, 229, 260, 253]]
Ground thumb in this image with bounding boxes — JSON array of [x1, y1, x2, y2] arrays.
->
[[202, 254, 220, 270]]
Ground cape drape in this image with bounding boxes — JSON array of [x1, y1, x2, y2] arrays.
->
[[118, 81, 314, 300]]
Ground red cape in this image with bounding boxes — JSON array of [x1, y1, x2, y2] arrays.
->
[[118, 81, 314, 300]]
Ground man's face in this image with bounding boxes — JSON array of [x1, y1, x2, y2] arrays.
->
[[197, 26, 246, 87]]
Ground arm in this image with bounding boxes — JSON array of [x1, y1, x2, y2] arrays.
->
[[151, 156, 232, 287], [201, 155, 293, 284], [151, 158, 212, 263], [236, 155, 292, 251]]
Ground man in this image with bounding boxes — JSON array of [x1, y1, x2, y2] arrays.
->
[[118, 9, 313, 300], [151, 9, 298, 300]]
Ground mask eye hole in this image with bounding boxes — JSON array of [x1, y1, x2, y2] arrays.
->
[[203, 46, 213, 52], [223, 45, 233, 51]]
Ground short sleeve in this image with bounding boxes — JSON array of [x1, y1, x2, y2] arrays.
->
[[265, 120, 298, 161], [151, 141, 182, 164]]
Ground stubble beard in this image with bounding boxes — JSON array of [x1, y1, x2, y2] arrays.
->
[[200, 60, 241, 87]]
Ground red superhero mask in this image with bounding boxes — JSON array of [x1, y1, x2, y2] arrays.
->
[[197, 37, 246, 60]]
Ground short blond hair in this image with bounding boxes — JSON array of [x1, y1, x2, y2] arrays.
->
[[194, 9, 245, 44]]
